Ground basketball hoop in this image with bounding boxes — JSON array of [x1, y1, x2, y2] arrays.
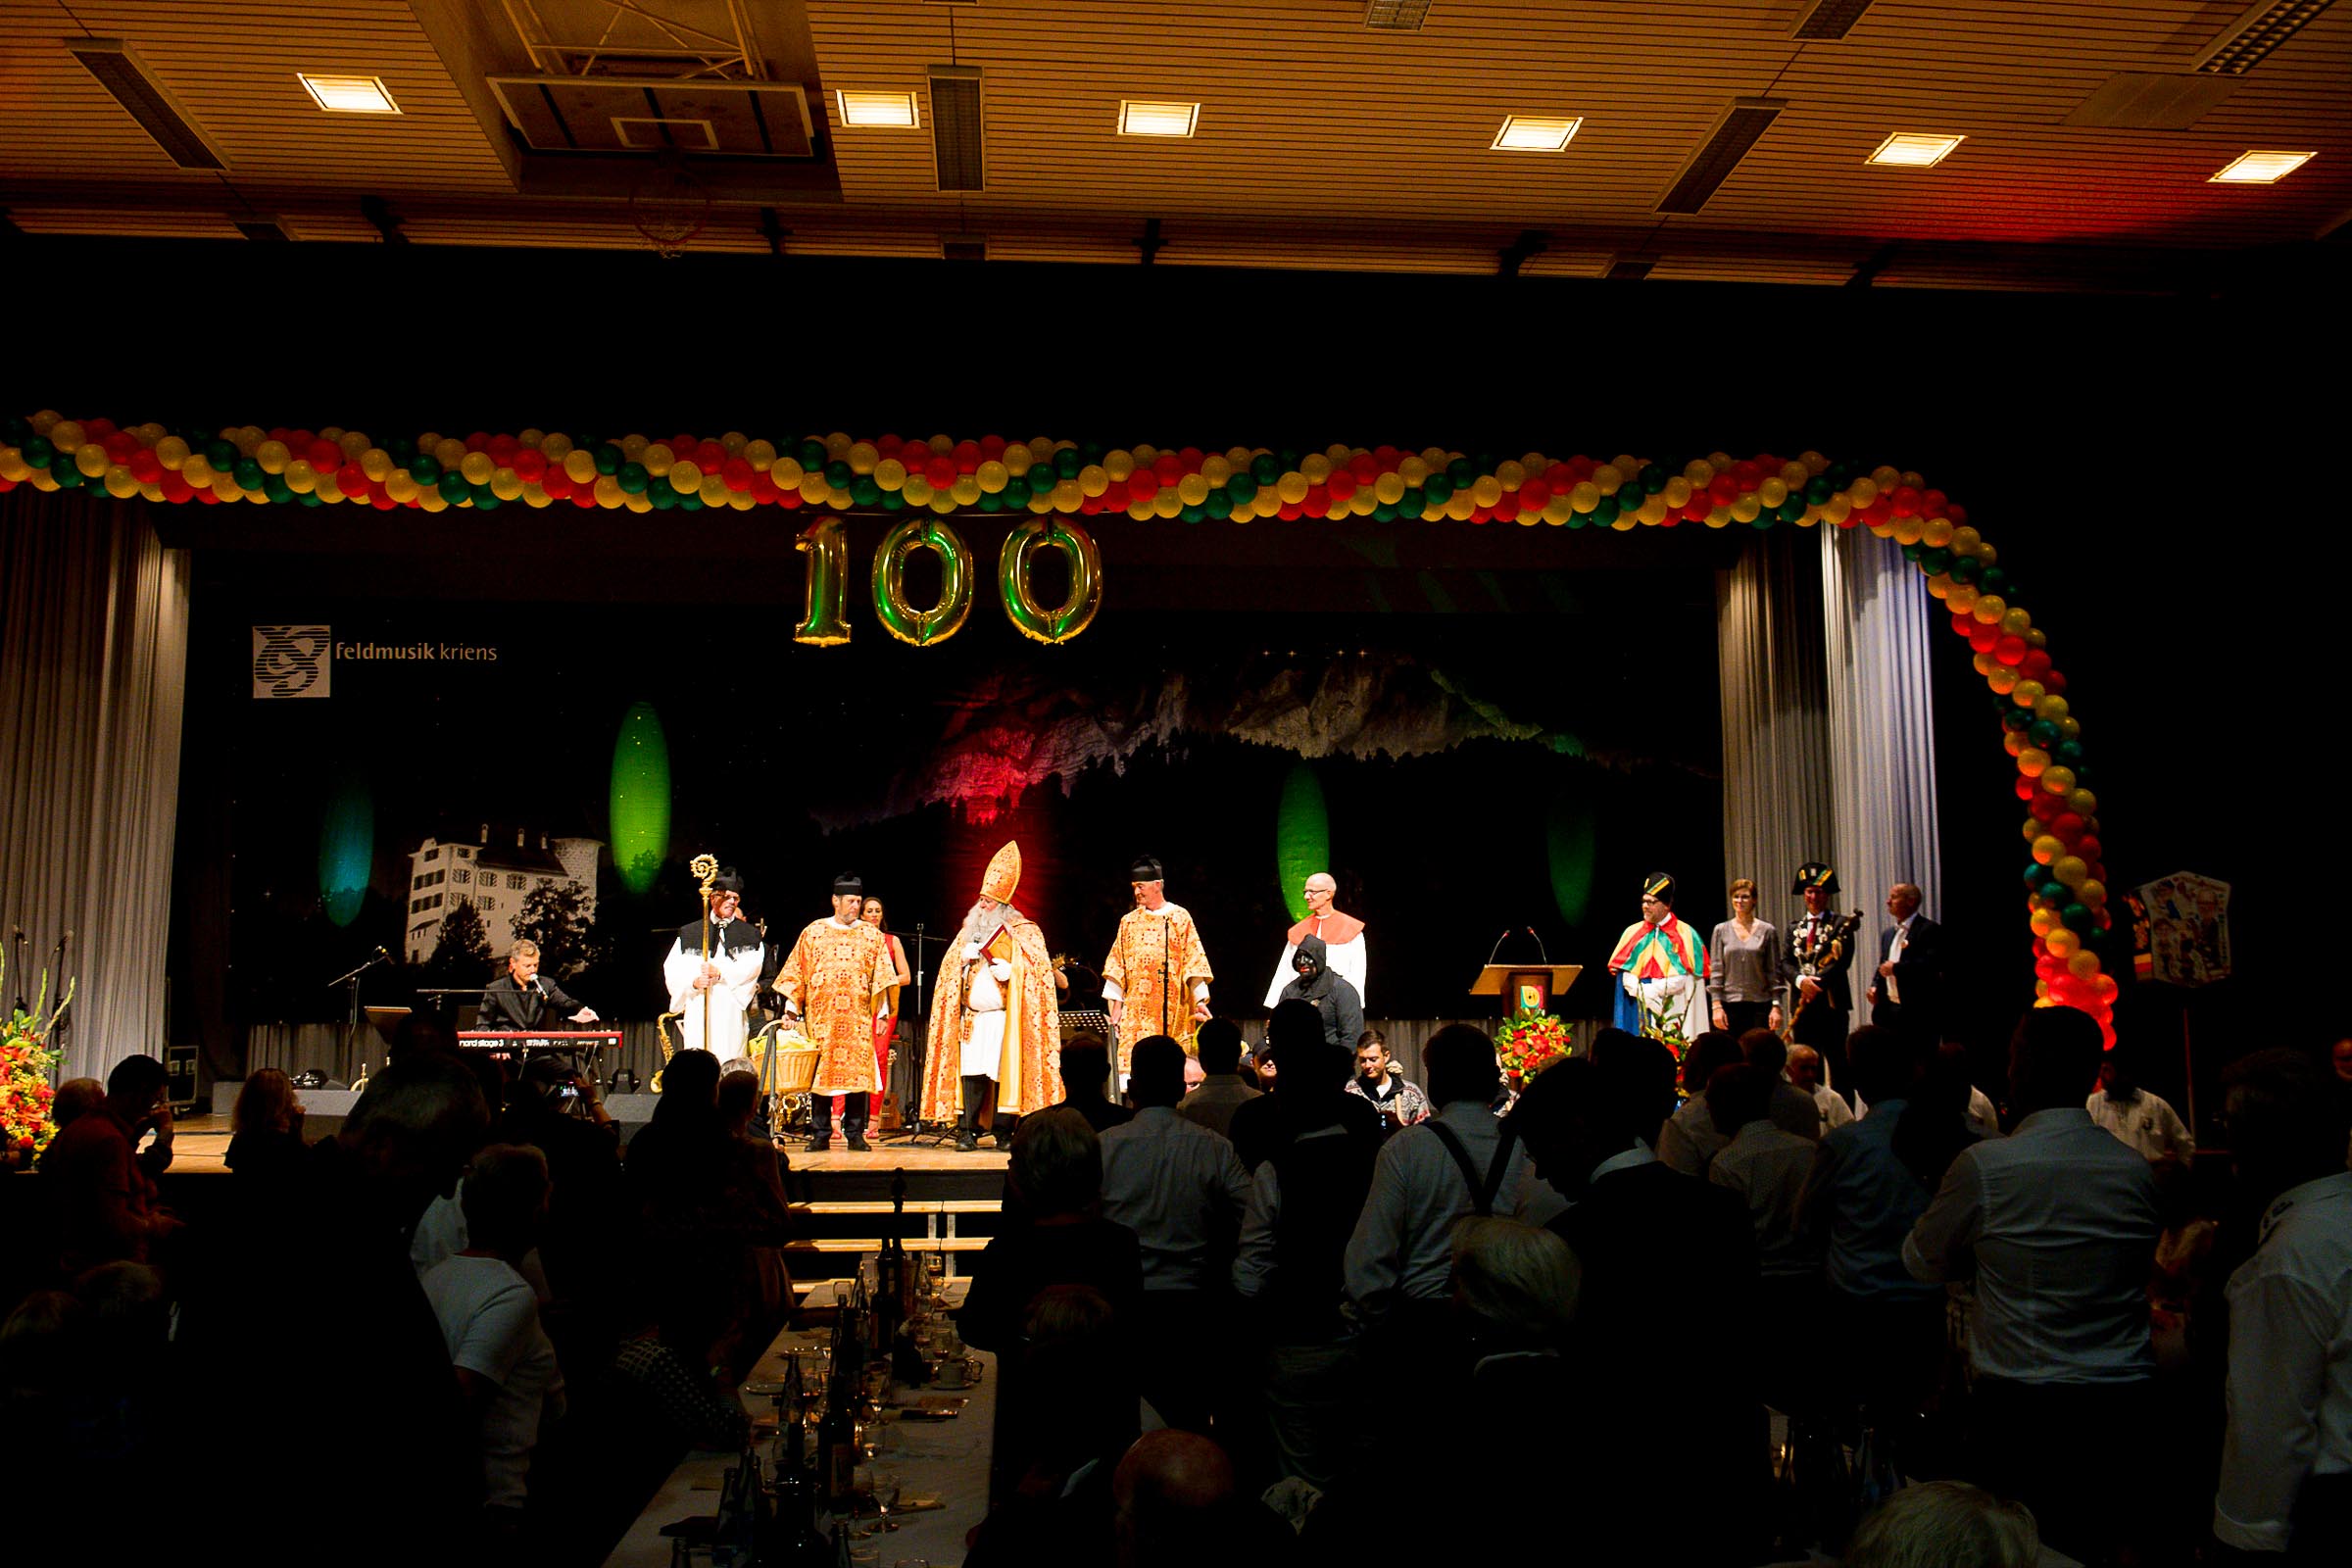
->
[[627, 153, 712, 259]]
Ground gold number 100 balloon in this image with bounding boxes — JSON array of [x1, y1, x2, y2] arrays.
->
[[792, 515, 1103, 647]]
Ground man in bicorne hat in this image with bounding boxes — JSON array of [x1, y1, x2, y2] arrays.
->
[[1102, 856, 1215, 1074], [1606, 872, 1708, 1045], [1261, 870, 1369, 1012], [1788, 861, 1856, 1097], [920, 841, 1064, 1152], [779, 874, 900, 1152], [662, 867, 762, 1062]]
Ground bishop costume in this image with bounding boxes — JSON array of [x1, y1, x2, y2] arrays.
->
[[661, 870, 763, 1062], [919, 841, 1064, 1150], [1101, 856, 1214, 1070], [1607, 872, 1709, 1046]]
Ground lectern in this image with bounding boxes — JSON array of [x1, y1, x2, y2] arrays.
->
[[1469, 963, 1582, 1017]]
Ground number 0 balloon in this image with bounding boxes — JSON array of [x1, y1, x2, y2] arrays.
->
[[998, 516, 1103, 644]]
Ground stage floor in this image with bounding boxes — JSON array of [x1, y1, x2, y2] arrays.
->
[[159, 1115, 1009, 1175]]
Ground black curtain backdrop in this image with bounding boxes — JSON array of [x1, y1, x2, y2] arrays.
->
[[7, 235, 2340, 1092]]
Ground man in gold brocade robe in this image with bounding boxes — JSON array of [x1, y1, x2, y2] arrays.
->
[[1102, 855, 1214, 1073], [779, 873, 899, 1152], [919, 841, 1063, 1152]]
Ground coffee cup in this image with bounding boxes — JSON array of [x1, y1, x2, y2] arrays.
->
[[933, 1354, 981, 1391]]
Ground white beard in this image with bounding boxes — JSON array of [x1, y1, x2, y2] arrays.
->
[[960, 899, 1020, 949]]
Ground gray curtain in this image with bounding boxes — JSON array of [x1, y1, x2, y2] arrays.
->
[[1717, 530, 1837, 928], [1821, 527, 1943, 986], [1, 493, 190, 1082]]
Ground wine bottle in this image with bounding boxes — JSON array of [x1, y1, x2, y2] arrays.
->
[[875, 1168, 908, 1354]]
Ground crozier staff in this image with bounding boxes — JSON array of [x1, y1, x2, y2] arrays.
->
[[918, 842, 1064, 1152]]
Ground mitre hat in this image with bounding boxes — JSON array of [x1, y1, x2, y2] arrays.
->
[[1790, 861, 1839, 896], [981, 841, 1022, 904]]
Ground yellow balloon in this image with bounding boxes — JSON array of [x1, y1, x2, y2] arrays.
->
[[155, 436, 189, 470], [104, 465, 140, 498], [2079, 879, 2107, 908], [2000, 608, 2032, 636], [2067, 788, 2098, 818], [847, 441, 879, 475], [668, 461, 702, 494], [1972, 594, 2005, 624], [1662, 475, 1692, 509], [1758, 477, 1788, 508], [2040, 765, 2077, 796], [2045, 926, 2080, 958], [1300, 454, 1332, 484], [564, 450, 597, 484], [1987, 666, 2021, 695], [2030, 907, 2059, 937], [490, 467, 524, 501], [903, 474, 933, 507], [284, 459, 317, 492], [1177, 472, 1209, 506], [435, 437, 471, 470], [2011, 679, 2046, 709], [1947, 584, 1980, 613], [460, 451, 495, 485], [1921, 517, 1954, 549], [2053, 856, 2088, 888], [2035, 695, 2070, 722], [1374, 471, 1405, 506], [361, 448, 394, 482], [641, 443, 674, 477], [1949, 525, 1982, 555], [1471, 474, 1502, 508], [700, 473, 729, 506], [2067, 949, 2101, 980], [1397, 457, 1430, 486], [2032, 833, 2063, 863], [2017, 747, 2050, 777], [52, 420, 87, 452], [771, 457, 806, 490], [951, 474, 983, 506], [75, 443, 111, 477], [1103, 449, 1135, 481]]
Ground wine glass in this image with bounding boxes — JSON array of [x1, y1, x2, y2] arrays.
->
[[872, 1468, 903, 1533]]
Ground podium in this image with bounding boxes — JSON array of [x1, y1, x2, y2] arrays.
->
[[1470, 963, 1582, 1016]]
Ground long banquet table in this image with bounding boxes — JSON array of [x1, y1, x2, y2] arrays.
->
[[605, 1320, 996, 1567]]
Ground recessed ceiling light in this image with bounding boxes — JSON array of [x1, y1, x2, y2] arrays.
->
[[2210, 149, 2315, 182], [1118, 101, 1200, 138], [837, 90, 919, 128], [1493, 115, 1583, 152], [1867, 131, 1964, 168], [299, 74, 400, 114]]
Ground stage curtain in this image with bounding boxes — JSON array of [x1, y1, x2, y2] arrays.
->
[[1717, 530, 1837, 928], [1821, 526, 1943, 980], [0, 492, 189, 1083]]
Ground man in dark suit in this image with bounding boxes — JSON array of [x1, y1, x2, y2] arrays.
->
[[1508, 1031, 1766, 1566], [476, 939, 600, 1033], [1866, 883, 1943, 1046]]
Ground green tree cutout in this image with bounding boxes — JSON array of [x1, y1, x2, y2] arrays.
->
[[511, 881, 608, 982], [419, 898, 493, 992]]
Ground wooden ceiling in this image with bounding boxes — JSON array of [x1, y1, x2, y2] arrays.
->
[[0, 1, 2345, 289]]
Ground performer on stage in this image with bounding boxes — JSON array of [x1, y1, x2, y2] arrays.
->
[[918, 842, 1064, 1152], [1787, 862, 1857, 1096], [1606, 872, 1708, 1045], [478, 939, 600, 1034], [1102, 856, 1214, 1072], [1278, 934, 1364, 1051], [840, 896, 913, 1131], [1865, 882, 1943, 1046], [661, 869, 762, 1062], [1707, 880, 1787, 1038], [778, 874, 900, 1152], [1261, 871, 1368, 1010]]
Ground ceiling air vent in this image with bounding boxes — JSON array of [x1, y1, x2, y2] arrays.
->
[[1605, 257, 1655, 281], [928, 65, 984, 191], [1656, 98, 1786, 214], [234, 220, 292, 242], [1789, 0, 1878, 41], [2193, 0, 2335, 75], [940, 232, 987, 262], [1364, 1, 1436, 28], [65, 37, 227, 170]]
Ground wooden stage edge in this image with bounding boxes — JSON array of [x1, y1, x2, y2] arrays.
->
[[154, 1118, 1010, 1177]]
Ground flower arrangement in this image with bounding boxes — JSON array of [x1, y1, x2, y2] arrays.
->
[[1494, 1011, 1571, 1081], [1, 950, 72, 1163]]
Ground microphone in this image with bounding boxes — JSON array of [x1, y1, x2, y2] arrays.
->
[[374, 945, 390, 960], [1485, 928, 1511, 965], [1527, 927, 1550, 963]]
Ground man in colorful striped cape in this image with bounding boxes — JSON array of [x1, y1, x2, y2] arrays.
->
[[1607, 872, 1709, 1047]]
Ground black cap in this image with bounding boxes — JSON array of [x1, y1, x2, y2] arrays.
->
[[711, 866, 745, 895], [831, 873, 864, 897], [1129, 856, 1164, 882]]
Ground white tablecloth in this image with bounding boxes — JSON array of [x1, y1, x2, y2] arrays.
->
[[604, 1326, 996, 1567]]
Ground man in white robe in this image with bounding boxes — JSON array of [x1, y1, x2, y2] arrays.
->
[[661, 868, 762, 1063], [1261, 871, 1368, 1011]]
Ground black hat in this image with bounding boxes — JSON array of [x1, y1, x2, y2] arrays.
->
[[1129, 856, 1164, 882], [1791, 862, 1838, 896], [1642, 872, 1675, 905], [710, 866, 746, 895], [831, 873, 864, 897]]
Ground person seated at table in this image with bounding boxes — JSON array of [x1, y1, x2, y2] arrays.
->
[[964, 1107, 1145, 1504], [226, 1066, 309, 1187], [421, 1143, 566, 1538], [715, 1068, 797, 1347], [964, 1284, 1141, 1568]]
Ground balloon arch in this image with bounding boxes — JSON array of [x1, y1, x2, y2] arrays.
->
[[0, 410, 2118, 1043]]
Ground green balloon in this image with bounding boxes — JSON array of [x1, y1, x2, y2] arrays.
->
[[299, 490, 323, 508], [263, 474, 292, 503], [1920, 546, 1951, 575], [976, 490, 1003, 514], [1423, 475, 1453, 506], [824, 459, 853, 488], [410, 454, 442, 484], [1592, 494, 1619, 525], [1180, 502, 1206, 523], [2002, 709, 2033, 732], [1250, 454, 1279, 485], [2028, 719, 2059, 748], [1054, 447, 1081, 479], [678, 491, 703, 512], [851, 475, 881, 506], [880, 490, 906, 512], [1004, 476, 1031, 506], [617, 462, 649, 495], [1204, 489, 1232, 519], [438, 471, 468, 502], [798, 439, 828, 470], [2054, 740, 2084, 767], [1947, 555, 1981, 584], [1399, 487, 1424, 514], [1980, 565, 2009, 595], [594, 443, 623, 476], [23, 435, 52, 466], [1446, 458, 1475, 489], [649, 485, 677, 511], [234, 457, 265, 488], [206, 438, 237, 469], [1226, 475, 1256, 505], [471, 487, 500, 512], [54, 462, 86, 489], [2061, 903, 2093, 933], [2039, 880, 2067, 905], [1639, 462, 1668, 494], [1806, 476, 1834, 505]]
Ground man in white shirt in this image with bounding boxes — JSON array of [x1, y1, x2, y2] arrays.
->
[[2085, 1049, 2195, 1163], [1704, 1065, 1821, 1306], [1905, 1006, 2161, 1565], [1343, 1025, 1539, 1342], [2212, 1048, 2352, 1559], [420, 1143, 566, 1528], [1100, 1035, 1251, 1433], [1788, 1045, 1854, 1136]]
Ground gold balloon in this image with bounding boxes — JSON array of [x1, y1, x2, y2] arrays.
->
[[564, 450, 598, 484], [668, 460, 702, 495], [641, 443, 674, 477], [155, 436, 189, 470], [490, 467, 524, 501], [460, 450, 495, 485], [75, 443, 111, 477], [998, 516, 1104, 644], [871, 515, 974, 646]]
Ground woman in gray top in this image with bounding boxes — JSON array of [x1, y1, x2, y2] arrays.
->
[[1708, 878, 1788, 1038]]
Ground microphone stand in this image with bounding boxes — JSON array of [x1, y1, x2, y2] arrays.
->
[[884, 926, 958, 1147], [326, 948, 391, 1090], [49, 930, 74, 1061]]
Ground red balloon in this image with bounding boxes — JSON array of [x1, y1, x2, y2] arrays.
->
[[1493, 493, 1519, 522], [1891, 485, 1922, 517], [1469, 505, 1494, 524], [2051, 812, 2084, 842], [86, 416, 120, 441], [924, 456, 956, 488], [487, 434, 520, 464], [307, 438, 342, 469], [1127, 469, 1159, 503], [1969, 623, 2001, 654], [952, 439, 983, 473], [1708, 473, 1740, 505], [160, 469, 193, 502], [1994, 634, 2029, 665], [1327, 469, 1357, 502], [1371, 445, 1401, 469], [1731, 461, 1762, 488], [1152, 453, 1183, 484], [336, 462, 368, 494], [1951, 612, 1979, 639], [1102, 479, 1129, 510], [513, 450, 547, 481], [1079, 495, 1102, 514], [668, 433, 698, 457], [2042, 670, 2067, 694], [1177, 446, 1205, 472], [2076, 835, 2103, 865], [749, 470, 780, 501], [721, 457, 754, 492], [2013, 776, 2036, 802], [1277, 500, 1303, 520], [542, 469, 574, 500], [2030, 792, 2063, 822], [876, 433, 905, 458], [2019, 649, 2053, 679], [1350, 454, 1379, 484], [127, 449, 162, 482], [979, 434, 1007, 460]]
